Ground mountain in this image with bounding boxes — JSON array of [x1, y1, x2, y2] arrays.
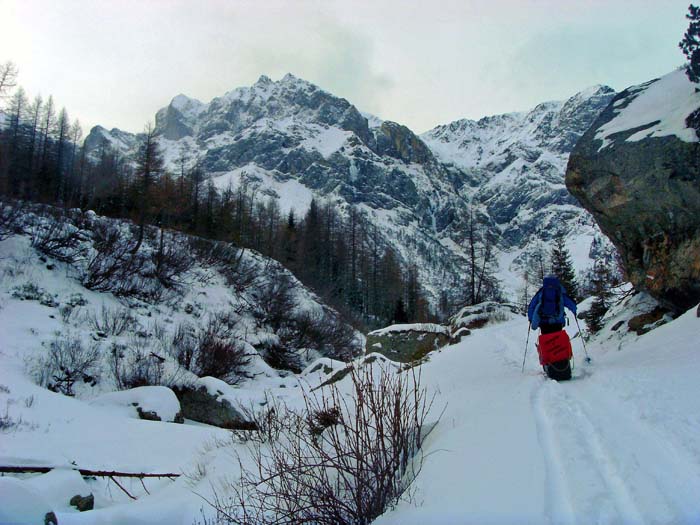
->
[[85, 75, 617, 306], [421, 85, 616, 251]]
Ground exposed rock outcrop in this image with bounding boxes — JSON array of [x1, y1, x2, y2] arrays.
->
[[365, 324, 451, 363], [365, 302, 522, 363], [566, 69, 700, 312], [173, 378, 256, 430]]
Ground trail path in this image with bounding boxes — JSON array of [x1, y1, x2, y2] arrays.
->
[[377, 310, 700, 525]]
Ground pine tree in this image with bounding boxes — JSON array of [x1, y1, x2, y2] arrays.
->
[[550, 237, 579, 301], [680, 4, 700, 83], [584, 259, 613, 333]]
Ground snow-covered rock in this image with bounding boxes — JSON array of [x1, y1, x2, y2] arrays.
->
[[90, 386, 183, 423], [173, 377, 256, 429], [449, 301, 521, 331], [567, 68, 700, 311], [0, 477, 57, 525], [366, 323, 452, 363]]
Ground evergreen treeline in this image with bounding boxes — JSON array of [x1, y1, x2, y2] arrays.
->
[[0, 70, 431, 329]]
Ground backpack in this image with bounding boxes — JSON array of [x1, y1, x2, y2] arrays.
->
[[538, 276, 564, 325]]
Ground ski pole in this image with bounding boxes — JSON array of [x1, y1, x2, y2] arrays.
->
[[574, 317, 591, 363], [521, 323, 531, 373]]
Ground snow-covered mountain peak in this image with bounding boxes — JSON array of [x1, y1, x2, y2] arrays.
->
[[169, 93, 205, 114]]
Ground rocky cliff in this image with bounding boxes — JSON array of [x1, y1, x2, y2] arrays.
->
[[566, 68, 700, 311]]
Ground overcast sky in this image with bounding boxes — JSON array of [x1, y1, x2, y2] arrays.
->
[[1, 0, 690, 135]]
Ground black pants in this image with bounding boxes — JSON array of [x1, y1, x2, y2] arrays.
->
[[540, 323, 564, 335]]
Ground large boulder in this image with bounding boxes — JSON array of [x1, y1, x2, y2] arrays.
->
[[450, 302, 521, 332], [173, 377, 256, 430], [365, 323, 451, 363], [566, 69, 700, 312]]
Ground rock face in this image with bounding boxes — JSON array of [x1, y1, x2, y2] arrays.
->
[[566, 69, 700, 312]]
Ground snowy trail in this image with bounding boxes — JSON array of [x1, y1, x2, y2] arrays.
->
[[378, 309, 700, 525]]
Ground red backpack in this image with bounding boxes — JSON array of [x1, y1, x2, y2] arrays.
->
[[537, 330, 573, 365]]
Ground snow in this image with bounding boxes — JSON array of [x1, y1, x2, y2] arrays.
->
[[212, 163, 315, 215], [374, 304, 700, 525], [368, 323, 450, 337], [300, 125, 351, 157], [90, 386, 181, 422], [2, 233, 700, 524], [0, 476, 56, 524], [596, 68, 700, 149]]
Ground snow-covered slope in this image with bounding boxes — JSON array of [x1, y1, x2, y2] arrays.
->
[[84, 75, 616, 305], [595, 68, 700, 150], [3, 263, 698, 524], [375, 303, 700, 525]]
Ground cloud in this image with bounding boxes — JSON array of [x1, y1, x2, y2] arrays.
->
[[234, 17, 394, 117]]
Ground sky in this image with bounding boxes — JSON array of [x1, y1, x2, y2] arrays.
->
[[0, 0, 691, 135]]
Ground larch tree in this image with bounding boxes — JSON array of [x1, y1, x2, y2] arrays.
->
[[0, 61, 18, 97]]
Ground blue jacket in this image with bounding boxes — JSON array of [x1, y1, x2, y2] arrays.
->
[[527, 283, 577, 330]]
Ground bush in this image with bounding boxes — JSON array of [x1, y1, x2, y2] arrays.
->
[[151, 229, 194, 288], [0, 200, 23, 240], [168, 317, 252, 384], [188, 237, 241, 268], [253, 271, 296, 331], [281, 310, 359, 361], [39, 335, 100, 396], [109, 339, 167, 390], [30, 213, 88, 263], [86, 304, 134, 336], [193, 317, 251, 383], [205, 365, 436, 525]]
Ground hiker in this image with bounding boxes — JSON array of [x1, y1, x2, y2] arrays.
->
[[527, 275, 577, 380]]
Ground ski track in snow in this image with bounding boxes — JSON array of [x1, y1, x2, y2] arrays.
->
[[380, 311, 700, 525], [533, 362, 700, 525]]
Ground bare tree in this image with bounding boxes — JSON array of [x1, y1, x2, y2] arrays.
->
[[0, 61, 18, 97]]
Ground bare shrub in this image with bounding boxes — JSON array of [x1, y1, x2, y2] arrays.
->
[[0, 200, 23, 240], [168, 321, 198, 370], [30, 213, 88, 263], [109, 339, 166, 390], [188, 237, 242, 268], [306, 405, 342, 437], [0, 402, 27, 433], [222, 254, 259, 294], [253, 271, 296, 331], [151, 229, 195, 288], [230, 396, 290, 445], [257, 340, 302, 374], [205, 365, 437, 525], [192, 317, 251, 383], [282, 310, 359, 361], [86, 303, 134, 336], [83, 221, 151, 298], [163, 317, 251, 384], [40, 335, 100, 396]]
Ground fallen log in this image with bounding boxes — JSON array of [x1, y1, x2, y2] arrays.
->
[[0, 466, 180, 478]]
